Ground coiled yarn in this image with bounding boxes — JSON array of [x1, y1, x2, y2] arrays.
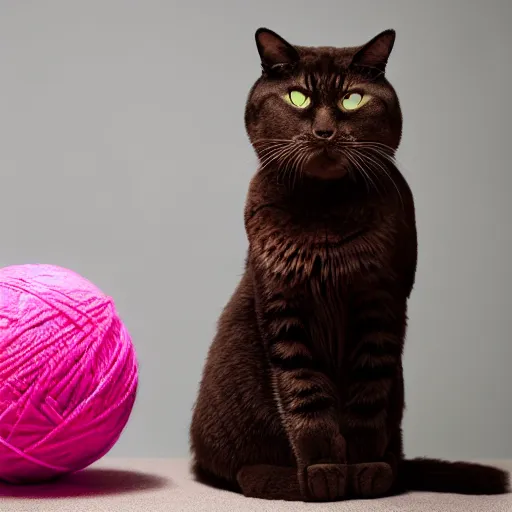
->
[[0, 264, 138, 484]]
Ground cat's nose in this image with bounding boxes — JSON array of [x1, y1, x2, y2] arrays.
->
[[313, 129, 335, 140], [312, 107, 336, 140]]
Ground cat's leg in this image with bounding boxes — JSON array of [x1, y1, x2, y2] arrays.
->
[[383, 429, 407, 496], [237, 463, 349, 502], [347, 433, 405, 499], [348, 384, 407, 498], [347, 462, 394, 498], [344, 283, 407, 498], [253, 282, 348, 502]]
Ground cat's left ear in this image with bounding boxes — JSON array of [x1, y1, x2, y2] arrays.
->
[[351, 29, 396, 72], [255, 28, 300, 74]]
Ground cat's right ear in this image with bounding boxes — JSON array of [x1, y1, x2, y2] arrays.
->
[[255, 28, 300, 75]]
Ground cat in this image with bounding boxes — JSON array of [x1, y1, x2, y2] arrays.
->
[[189, 27, 510, 502]]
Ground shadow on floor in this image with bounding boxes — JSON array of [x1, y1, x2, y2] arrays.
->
[[0, 468, 171, 499]]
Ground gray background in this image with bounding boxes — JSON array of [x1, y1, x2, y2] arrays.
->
[[0, 0, 510, 460]]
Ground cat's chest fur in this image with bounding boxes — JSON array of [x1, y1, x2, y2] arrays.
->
[[247, 197, 398, 373], [248, 202, 396, 287]]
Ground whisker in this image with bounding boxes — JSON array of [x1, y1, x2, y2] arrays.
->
[[345, 140, 394, 151], [259, 149, 287, 166], [346, 149, 380, 194], [336, 140, 396, 157], [258, 151, 282, 171], [280, 150, 297, 187], [354, 149, 404, 210], [363, 146, 413, 181], [359, 151, 401, 195], [252, 138, 293, 145], [257, 141, 291, 158], [259, 150, 288, 175], [338, 141, 414, 180], [283, 144, 308, 183], [259, 143, 293, 171], [257, 142, 292, 153], [295, 148, 311, 186], [253, 138, 297, 174], [289, 146, 310, 189], [344, 150, 371, 193], [352, 150, 386, 192], [275, 144, 301, 183]]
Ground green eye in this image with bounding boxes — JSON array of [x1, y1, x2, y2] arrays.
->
[[285, 90, 311, 108], [341, 92, 364, 111]]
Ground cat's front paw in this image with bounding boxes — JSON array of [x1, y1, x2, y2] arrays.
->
[[349, 461, 393, 498], [305, 463, 348, 502]]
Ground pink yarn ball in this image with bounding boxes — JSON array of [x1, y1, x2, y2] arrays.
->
[[0, 264, 138, 484]]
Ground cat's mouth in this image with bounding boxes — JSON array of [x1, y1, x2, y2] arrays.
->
[[320, 145, 338, 161], [304, 141, 337, 160], [304, 144, 349, 179]]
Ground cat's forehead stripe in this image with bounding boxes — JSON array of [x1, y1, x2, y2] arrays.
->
[[296, 45, 358, 69], [292, 47, 367, 93]]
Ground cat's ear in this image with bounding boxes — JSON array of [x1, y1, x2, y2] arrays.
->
[[255, 28, 300, 74], [351, 29, 396, 72]]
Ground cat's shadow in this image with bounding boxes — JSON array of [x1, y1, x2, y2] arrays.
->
[[0, 468, 171, 498]]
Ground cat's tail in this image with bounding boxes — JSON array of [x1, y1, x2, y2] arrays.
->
[[400, 458, 510, 495]]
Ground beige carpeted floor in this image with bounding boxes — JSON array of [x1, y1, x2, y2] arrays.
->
[[1, 458, 511, 512]]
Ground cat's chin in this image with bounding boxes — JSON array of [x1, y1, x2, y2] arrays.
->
[[302, 153, 350, 180]]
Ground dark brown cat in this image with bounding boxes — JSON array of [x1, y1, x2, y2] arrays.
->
[[189, 28, 509, 502]]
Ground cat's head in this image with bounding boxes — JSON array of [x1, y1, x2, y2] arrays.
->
[[245, 28, 402, 180]]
